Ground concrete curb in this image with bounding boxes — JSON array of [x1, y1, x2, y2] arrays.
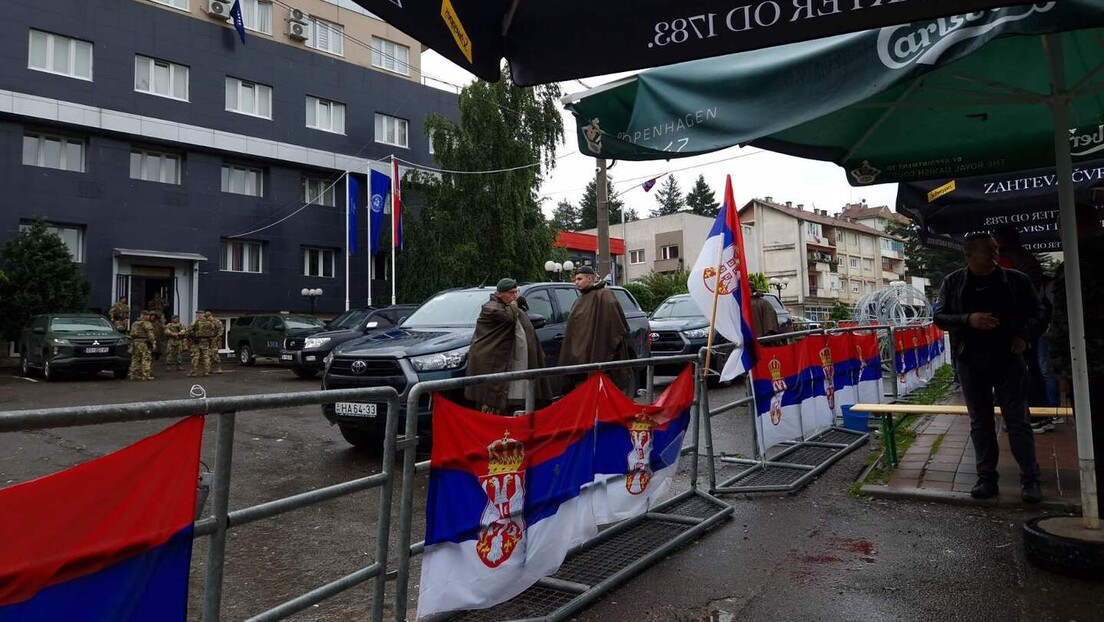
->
[[859, 483, 1082, 513]]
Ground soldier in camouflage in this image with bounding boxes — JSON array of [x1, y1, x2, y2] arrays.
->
[[164, 315, 186, 371], [109, 296, 130, 333], [128, 310, 157, 380], [187, 310, 212, 377], [147, 295, 167, 360], [204, 311, 224, 375]]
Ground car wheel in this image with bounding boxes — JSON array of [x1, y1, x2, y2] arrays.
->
[[238, 344, 256, 366], [338, 425, 382, 452], [20, 355, 32, 377], [113, 368, 128, 380], [43, 360, 56, 382], [292, 367, 318, 379]]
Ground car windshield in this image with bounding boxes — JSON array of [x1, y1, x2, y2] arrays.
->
[[327, 310, 371, 330], [50, 317, 114, 332], [401, 291, 490, 327], [651, 298, 704, 320], [284, 317, 325, 329]]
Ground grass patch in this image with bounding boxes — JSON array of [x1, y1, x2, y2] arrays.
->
[[928, 433, 946, 459]]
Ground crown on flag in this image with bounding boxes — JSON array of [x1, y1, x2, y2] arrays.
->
[[487, 431, 525, 475], [629, 412, 655, 432], [819, 346, 833, 368], [768, 357, 783, 381]]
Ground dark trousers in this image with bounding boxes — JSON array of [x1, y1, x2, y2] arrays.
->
[[957, 350, 1041, 484]]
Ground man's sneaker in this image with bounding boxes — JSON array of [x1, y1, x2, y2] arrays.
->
[[1022, 481, 1043, 504], [970, 479, 999, 499], [1050, 416, 1066, 425], [1031, 420, 1054, 434]]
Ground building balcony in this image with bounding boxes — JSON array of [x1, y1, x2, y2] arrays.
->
[[881, 248, 902, 259], [813, 288, 840, 299], [806, 235, 835, 249], [883, 269, 904, 281]]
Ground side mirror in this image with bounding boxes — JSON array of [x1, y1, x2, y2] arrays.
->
[[528, 313, 547, 329], [364, 321, 379, 330], [33, 327, 45, 335]]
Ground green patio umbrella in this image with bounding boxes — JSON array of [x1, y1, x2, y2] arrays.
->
[[567, 1, 1104, 537]]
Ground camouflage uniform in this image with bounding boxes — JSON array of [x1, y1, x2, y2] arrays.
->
[[205, 313, 224, 374], [109, 300, 130, 333], [164, 318, 187, 370], [188, 315, 212, 377], [147, 297, 167, 359], [128, 313, 156, 380]]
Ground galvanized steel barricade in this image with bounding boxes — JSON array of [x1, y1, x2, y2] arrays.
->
[[0, 386, 402, 622], [390, 354, 733, 622]]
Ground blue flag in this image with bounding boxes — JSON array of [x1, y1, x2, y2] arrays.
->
[[230, 0, 246, 44], [369, 170, 390, 254], [348, 175, 359, 256]]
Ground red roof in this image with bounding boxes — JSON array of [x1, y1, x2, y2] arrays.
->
[[555, 231, 625, 255]]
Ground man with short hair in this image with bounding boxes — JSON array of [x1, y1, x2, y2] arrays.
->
[[934, 232, 1046, 503], [187, 311, 211, 377], [128, 311, 157, 381], [109, 296, 130, 333], [560, 266, 633, 391], [164, 315, 186, 371], [204, 311, 224, 375]]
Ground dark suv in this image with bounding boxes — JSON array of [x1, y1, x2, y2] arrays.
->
[[321, 283, 651, 448], [279, 305, 417, 378], [227, 314, 326, 366], [18, 314, 131, 381]]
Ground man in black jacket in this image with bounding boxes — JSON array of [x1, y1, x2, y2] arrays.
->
[[933, 232, 1046, 503]]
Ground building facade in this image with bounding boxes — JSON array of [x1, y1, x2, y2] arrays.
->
[[1, 0, 456, 327], [553, 231, 624, 282], [584, 212, 716, 283]]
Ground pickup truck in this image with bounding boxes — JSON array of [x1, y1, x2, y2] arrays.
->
[[320, 282, 651, 449], [227, 314, 326, 365], [279, 305, 418, 378], [18, 313, 131, 381]]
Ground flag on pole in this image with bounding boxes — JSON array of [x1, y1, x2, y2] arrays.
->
[[369, 170, 390, 254], [642, 177, 659, 192], [391, 159, 403, 251], [229, 0, 247, 43], [347, 175, 359, 256], [687, 175, 757, 381]]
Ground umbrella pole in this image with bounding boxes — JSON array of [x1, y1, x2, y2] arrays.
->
[[1045, 33, 1100, 529]]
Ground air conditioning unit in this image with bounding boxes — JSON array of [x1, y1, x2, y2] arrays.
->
[[205, 0, 230, 19], [287, 21, 309, 41], [288, 7, 309, 23]]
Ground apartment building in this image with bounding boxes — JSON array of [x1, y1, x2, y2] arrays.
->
[[1, 0, 456, 324], [583, 212, 718, 283]]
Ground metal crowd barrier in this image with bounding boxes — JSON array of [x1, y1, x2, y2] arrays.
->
[[0, 386, 402, 622]]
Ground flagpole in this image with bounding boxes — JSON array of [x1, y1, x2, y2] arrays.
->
[[391, 155, 398, 306], [702, 230, 727, 382], [366, 165, 373, 308], [344, 171, 351, 312]]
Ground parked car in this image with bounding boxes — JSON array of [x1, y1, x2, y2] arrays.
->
[[227, 314, 326, 366], [320, 283, 651, 448], [647, 294, 729, 380], [279, 305, 418, 379], [18, 313, 131, 381], [760, 292, 794, 333]]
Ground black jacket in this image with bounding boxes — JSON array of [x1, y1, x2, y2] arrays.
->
[[933, 266, 1045, 363]]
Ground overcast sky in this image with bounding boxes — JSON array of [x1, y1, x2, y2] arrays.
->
[[420, 52, 900, 222]]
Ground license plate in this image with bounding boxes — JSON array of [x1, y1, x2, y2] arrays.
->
[[305, 355, 316, 361], [280, 354, 294, 361], [335, 402, 377, 417], [85, 347, 109, 354]]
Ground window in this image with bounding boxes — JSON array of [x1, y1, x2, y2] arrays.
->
[[19, 222, 84, 262], [427, 128, 437, 155], [28, 30, 92, 80], [806, 222, 820, 236], [240, 0, 273, 34], [306, 96, 346, 134], [881, 238, 903, 252], [864, 282, 874, 294], [371, 37, 410, 75], [525, 289, 554, 321], [629, 249, 645, 265], [375, 114, 409, 148], [308, 17, 344, 55], [221, 164, 263, 196], [849, 257, 859, 269], [134, 55, 188, 100], [660, 245, 680, 260], [23, 132, 84, 172], [303, 247, 335, 278], [862, 258, 873, 272], [612, 289, 642, 312], [848, 232, 858, 245], [225, 77, 272, 119], [302, 176, 336, 206], [836, 230, 844, 242], [220, 240, 263, 273], [861, 236, 874, 252], [150, 0, 189, 10], [851, 281, 860, 293], [552, 288, 579, 321], [130, 149, 181, 184]]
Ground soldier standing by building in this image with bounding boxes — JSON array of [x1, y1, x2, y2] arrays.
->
[[205, 310, 224, 375], [164, 315, 186, 371], [128, 310, 157, 380], [147, 294, 167, 360], [109, 296, 130, 333], [188, 310, 211, 377]]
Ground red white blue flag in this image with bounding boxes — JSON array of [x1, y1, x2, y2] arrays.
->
[[642, 176, 659, 192], [392, 158, 403, 251]]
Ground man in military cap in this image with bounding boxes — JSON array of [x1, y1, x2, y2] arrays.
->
[[204, 310, 224, 375], [560, 265, 633, 392], [164, 315, 187, 371], [188, 310, 211, 377], [109, 296, 130, 333], [128, 310, 157, 380]]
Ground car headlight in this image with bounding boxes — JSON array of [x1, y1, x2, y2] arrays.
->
[[410, 347, 469, 372], [50, 338, 71, 345], [323, 352, 334, 370], [681, 328, 711, 340], [304, 337, 331, 350]]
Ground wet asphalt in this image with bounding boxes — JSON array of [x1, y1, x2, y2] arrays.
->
[[0, 361, 1100, 622]]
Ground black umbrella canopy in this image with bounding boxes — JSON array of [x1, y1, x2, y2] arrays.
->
[[353, 0, 1037, 85], [897, 159, 1104, 252]]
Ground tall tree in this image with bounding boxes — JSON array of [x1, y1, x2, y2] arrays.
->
[[550, 199, 581, 231], [651, 175, 686, 217], [578, 178, 639, 229], [886, 221, 962, 297], [0, 219, 91, 341], [685, 174, 720, 218], [397, 69, 563, 302]]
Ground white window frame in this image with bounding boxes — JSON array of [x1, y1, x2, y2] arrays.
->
[[302, 176, 336, 206], [23, 132, 85, 172], [220, 239, 264, 273], [149, 0, 189, 11], [28, 30, 93, 81], [302, 247, 336, 278], [130, 148, 182, 184], [305, 96, 346, 134], [806, 222, 820, 236], [308, 17, 344, 56], [851, 281, 860, 293], [660, 245, 680, 260], [240, 0, 273, 34], [862, 258, 874, 272], [371, 36, 410, 75], [374, 114, 409, 148], [864, 282, 874, 294], [849, 257, 859, 269], [848, 232, 858, 245], [836, 229, 844, 242], [134, 55, 189, 101], [629, 249, 645, 265], [221, 163, 264, 196], [19, 221, 85, 262], [225, 77, 273, 119]]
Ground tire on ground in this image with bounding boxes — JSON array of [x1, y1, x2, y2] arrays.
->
[[1022, 516, 1104, 581], [339, 425, 382, 452]]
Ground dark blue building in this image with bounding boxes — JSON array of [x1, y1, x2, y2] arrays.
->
[[0, 0, 456, 329]]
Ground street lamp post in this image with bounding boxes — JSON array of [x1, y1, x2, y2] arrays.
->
[[301, 288, 323, 315], [768, 276, 790, 297], [544, 260, 575, 282]]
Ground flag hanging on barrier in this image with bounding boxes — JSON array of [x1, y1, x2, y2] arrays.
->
[[799, 337, 834, 434], [751, 344, 806, 454], [853, 331, 884, 405], [0, 417, 204, 621], [825, 332, 859, 418]]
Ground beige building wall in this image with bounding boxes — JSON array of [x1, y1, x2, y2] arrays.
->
[[583, 213, 714, 282]]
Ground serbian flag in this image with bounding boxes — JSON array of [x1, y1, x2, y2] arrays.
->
[[797, 338, 833, 434], [751, 343, 806, 454], [825, 332, 859, 418], [589, 365, 694, 524], [853, 330, 884, 405], [391, 158, 403, 251], [0, 417, 203, 620], [687, 175, 757, 381], [417, 376, 603, 618]]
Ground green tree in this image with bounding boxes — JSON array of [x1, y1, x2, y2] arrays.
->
[[0, 219, 91, 341], [550, 199, 581, 231], [748, 272, 769, 293], [652, 175, 686, 217], [578, 178, 639, 229], [625, 270, 691, 312], [886, 221, 961, 297], [397, 69, 563, 302], [829, 302, 852, 322], [685, 174, 720, 218]]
